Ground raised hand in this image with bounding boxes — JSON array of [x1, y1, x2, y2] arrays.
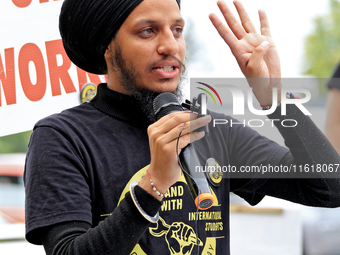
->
[[209, 0, 282, 106]]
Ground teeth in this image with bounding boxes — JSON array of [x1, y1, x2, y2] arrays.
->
[[157, 66, 174, 72]]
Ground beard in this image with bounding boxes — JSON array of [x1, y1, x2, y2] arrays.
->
[[110, 43, 187, 123]]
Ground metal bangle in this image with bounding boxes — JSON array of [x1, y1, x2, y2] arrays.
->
[[129, 181, 159, 223]]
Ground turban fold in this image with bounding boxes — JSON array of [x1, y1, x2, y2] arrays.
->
[[59, 0, 181, 74]]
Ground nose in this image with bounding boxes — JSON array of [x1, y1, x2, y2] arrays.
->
[[157, 29, 180, 56]]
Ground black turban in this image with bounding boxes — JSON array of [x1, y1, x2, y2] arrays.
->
[[59, 0, 181, 74]]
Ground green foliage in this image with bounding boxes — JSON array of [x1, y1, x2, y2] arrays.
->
[[303, 0, 340, 89], [0, 131, 32, 153]]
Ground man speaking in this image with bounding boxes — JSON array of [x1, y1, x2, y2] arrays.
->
[[24, 0, 340, 254]]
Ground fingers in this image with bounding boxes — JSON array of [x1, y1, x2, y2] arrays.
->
[[151, 111, 199, 135], [246, 41, 270, 76], [209, 13, 238, 51], [163, 114, 210, 146], [147, 113, 210, 189], [233, 1, 257, 33], [210, 1, 272, 41], [216, 0, 246, 40], [176, 130, 206, 151], [148, 112, 211, 150], [259, 9, 271, 37], [209, 0, 262, 53], [151, 110, 191, 128]]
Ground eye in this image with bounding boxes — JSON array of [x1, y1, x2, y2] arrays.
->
[[140, 28, 154, 35], [173, 27, 183, 36]]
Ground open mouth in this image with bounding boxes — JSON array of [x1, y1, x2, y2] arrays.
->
[[151, 60, 181, 79], [154, 66, 175, 72]]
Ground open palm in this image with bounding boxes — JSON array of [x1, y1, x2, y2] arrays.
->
[[209, 0, 282, 106]]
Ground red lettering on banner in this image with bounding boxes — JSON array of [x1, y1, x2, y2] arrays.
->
[[12, 0, 60, 8], [0, 48, 16, 106], [19, 43, 47, 101], [45, 40, 76, 96], [12, 0, 32, 8], [1, 39, 104, 107]]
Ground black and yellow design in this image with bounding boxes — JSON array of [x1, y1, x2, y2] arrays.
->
[[116, 165, 223, 255], [80, 82, 97, 103], [150, 217, 203, 255], [205, 158, 223, 187]]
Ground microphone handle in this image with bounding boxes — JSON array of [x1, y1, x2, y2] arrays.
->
[[152, 92, 214, 210], [179, 144, 214, 210]]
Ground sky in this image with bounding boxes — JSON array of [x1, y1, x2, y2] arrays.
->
[[180, 0, 330, 78]]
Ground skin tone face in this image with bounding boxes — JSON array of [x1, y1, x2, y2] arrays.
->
[[104, 0, 186, 95]]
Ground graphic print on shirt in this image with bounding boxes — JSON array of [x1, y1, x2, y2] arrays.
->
[[149, 216, 203, 255], [117, 165, 225, 255]]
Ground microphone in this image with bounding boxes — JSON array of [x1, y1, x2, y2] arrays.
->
[[153, 92, 214, 210]]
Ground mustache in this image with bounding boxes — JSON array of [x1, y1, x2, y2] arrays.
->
[[148, 56, 186, 71]]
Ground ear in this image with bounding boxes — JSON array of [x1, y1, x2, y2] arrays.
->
[[104, 41, 115, 71], [104, 41, 114, 61]]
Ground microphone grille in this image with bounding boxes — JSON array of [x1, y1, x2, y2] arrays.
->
[[153, 92, 183, 120]]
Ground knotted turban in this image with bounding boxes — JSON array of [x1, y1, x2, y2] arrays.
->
[[59, 0, 181, 74]]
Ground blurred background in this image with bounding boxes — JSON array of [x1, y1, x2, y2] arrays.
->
[[1, 0, 340, 254]]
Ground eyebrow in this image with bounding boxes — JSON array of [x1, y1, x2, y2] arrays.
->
[[134, 18, 185, 27]]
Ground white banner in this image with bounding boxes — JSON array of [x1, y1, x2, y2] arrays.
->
[[0, 0, 105, 137]]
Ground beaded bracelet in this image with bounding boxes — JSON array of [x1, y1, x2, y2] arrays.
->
[[260, 102, 281, 110], [260, 92, 301, 109], [146, 169, 168, 198]]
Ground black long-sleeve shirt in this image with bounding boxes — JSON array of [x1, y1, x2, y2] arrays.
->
[[24, 84, 340, 255]]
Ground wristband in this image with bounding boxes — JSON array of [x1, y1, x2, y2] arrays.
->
[[129, 181, 159, 223]]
